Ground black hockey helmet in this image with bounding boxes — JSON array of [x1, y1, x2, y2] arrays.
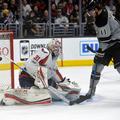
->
[[87, 0, 105, 11]]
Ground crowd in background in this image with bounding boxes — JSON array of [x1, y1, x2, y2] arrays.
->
[[0, 0, 120, 37], [0, 0, 79, 24]]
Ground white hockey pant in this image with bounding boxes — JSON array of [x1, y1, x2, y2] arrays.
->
[[25, 62, 48, 88], [35, 66, 48, 88]]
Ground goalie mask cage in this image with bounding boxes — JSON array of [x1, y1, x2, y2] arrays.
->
[[0, 30, 14, 88]]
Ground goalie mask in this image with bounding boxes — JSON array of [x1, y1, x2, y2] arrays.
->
[[47, 39, 62, 57]]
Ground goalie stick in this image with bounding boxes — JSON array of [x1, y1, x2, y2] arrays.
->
[[4, 55, 74, 105]]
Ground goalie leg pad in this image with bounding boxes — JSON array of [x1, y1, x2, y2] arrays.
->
[[2, 87, 52, 105]]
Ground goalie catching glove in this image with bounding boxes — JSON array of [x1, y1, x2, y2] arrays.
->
[[58, 77, 80, 92], [57, 77, 81, 101]]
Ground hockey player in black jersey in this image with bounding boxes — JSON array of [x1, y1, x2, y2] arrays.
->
[[76, 0, 120, 104]]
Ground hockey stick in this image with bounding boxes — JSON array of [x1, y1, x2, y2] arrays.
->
[[4, 55, 73, 105], [4, 55, 26, 71], [86, 45, 97, 53], [75, 45, 112, 104], [71, 45, 97, 104], [87, 45, 114, 62]]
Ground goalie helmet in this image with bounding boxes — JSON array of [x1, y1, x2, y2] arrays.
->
[[47, 39, 62, 56]]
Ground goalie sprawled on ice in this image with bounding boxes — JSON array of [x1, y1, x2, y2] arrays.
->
[[0, 39, 80, 105]]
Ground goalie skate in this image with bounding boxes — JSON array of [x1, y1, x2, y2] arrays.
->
[[2, 87, 52, 105]]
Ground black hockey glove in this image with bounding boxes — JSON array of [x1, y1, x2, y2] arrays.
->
[[94, 48, 105, 63]]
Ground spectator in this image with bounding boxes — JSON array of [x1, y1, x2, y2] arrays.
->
[[22, 0, 32, 19], [81, 0, 88, 22], [33, 0, 46, 12], [61, 1, 67, 16], [23, 11, 37, 36], [1, 9, 14, 24], [9, 0, 18, 16], [69, 4, 79, 24], [41, 9, 49, 23], [51, 3, 58, 23], [25, 11, 38, 23], [57, 1, 67, 9], [2, 2, 9, 14], [33, 5, 42, 23], [64, 0, 74, 17], [55, 9, 69, 31]]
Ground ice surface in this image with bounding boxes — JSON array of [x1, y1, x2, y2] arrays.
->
[[0, 66, 120, 120]]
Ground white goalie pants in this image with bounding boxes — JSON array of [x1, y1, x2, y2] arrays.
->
[[25, 62, 48, 88]]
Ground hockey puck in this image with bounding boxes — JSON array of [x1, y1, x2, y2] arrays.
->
[[0, 57, 2, 61]]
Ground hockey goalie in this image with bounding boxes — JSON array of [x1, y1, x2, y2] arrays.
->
[[0, 39, 80, 105]]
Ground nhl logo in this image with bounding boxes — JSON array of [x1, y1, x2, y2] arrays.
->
[[22, 46, 29, 55]]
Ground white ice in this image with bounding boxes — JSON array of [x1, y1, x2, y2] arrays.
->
[[0, 66, 120, 120]]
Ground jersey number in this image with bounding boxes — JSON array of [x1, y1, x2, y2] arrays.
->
[[99, 29, 107, 36], [33, 55, 40, 62]]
